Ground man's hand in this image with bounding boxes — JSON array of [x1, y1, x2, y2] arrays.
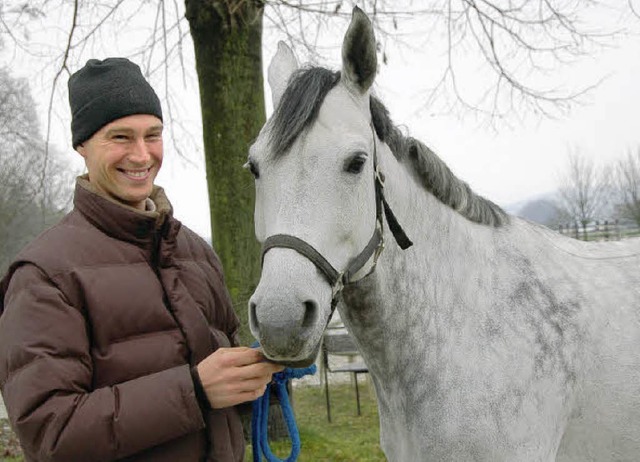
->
[[196, 347, 285, 409]]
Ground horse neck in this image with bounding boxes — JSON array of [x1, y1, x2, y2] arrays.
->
[[341, 147, 504, 375], [378, 146, 500, 293]]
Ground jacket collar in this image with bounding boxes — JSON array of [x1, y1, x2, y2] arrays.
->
[[73, 175, 180, 248]]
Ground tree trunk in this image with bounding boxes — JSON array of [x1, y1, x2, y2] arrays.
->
[[185, 0, 265, 345]]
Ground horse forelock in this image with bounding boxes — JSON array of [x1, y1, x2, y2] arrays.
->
[[269, 66, 341, 158], [269, 67, 509, 227]]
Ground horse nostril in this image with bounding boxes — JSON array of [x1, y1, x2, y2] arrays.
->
[[302, 300, 318, 330], [249, 301, 260, 336]]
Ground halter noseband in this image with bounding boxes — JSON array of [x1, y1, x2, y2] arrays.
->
[[260, 125, 413, 314]]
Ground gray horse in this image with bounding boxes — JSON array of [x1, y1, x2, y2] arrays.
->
[[247, 7, 640, 461]]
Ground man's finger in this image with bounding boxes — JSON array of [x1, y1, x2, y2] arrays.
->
[[215, 346, 265, 367], [226, 361, 284, 382], [228, 377, 271, 394]]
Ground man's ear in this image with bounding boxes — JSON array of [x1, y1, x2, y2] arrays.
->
[[76, 144, 87, 158]]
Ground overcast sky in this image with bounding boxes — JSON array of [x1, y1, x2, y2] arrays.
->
[[4, 3, 640, 239]]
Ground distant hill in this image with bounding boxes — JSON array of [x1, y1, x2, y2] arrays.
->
[[503, 194, 563, 227]]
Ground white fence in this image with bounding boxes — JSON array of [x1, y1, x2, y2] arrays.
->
[[557, 220, 640, 241]]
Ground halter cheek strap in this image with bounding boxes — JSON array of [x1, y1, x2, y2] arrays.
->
[[376, 171, 413, 251], [260, 125, 412, 311]]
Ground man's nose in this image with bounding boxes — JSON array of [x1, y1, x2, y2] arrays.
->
[[128, 137, 151, 164]]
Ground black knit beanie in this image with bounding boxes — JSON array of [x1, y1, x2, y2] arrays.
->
[[68, 57, 163, 148]]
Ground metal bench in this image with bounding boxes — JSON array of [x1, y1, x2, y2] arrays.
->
[[322, 326, 369, 422]]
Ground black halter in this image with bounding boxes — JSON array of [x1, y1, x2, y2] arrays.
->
[[261, 125, 413, 314]]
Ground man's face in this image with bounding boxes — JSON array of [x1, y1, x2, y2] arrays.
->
[[77, 114, 163, 210]]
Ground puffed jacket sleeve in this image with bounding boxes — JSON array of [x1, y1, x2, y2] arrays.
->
[[0, 264, 206, 462]]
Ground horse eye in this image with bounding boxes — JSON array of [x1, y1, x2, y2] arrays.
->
[[345, 154, 367, 174], [243, 160, 260, 179]]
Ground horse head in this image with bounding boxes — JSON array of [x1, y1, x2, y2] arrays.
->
[[247, 7, 383, 366]]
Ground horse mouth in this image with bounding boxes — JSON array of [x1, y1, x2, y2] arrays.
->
[[263, 341, 322, 368]]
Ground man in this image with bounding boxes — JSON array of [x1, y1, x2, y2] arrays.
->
[[0, 57, 282, 461]]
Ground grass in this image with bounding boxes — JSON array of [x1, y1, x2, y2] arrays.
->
[[246, 380, 385, 462], [0, 380, 384, 462]]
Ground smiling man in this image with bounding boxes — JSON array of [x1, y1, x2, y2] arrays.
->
[[0, 58, 282, 462], [76, 114, 164, 209]]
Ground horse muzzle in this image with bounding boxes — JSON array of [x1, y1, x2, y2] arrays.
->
[[249, 248, 333, 366]]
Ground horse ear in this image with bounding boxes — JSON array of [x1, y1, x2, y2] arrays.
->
[[268, 41, 299, 109], [341, 6, 377, 94]]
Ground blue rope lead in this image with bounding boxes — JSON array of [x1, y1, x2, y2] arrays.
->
[[251, 358, 317, 462]]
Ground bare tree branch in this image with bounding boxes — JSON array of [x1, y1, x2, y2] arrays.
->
[[43, 0, 78, 196], [630, 0, 640, 19], [3, 0, 639, 160]]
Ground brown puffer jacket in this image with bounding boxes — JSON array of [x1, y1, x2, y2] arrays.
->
[[0, 178, 245, 462]]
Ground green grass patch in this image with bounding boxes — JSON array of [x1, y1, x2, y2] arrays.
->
[[246, 381, 385, 462]]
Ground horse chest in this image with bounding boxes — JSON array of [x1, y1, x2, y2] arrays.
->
[[343, 276, 581, 461]]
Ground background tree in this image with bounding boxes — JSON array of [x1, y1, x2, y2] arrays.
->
[[0, 68, 76, 273], [556, 152, 611, 240], [2, 0, 639, 342], [613, 149, 640, 227], [185, 1, 265, 344]]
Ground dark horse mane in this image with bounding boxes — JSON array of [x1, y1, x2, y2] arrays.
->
[[269, 67, 509, 227]]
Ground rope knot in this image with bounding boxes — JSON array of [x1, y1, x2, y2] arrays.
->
[[272, 365, 317, 384]]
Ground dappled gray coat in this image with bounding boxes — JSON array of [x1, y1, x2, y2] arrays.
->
[[0, 178, 244, 462]]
